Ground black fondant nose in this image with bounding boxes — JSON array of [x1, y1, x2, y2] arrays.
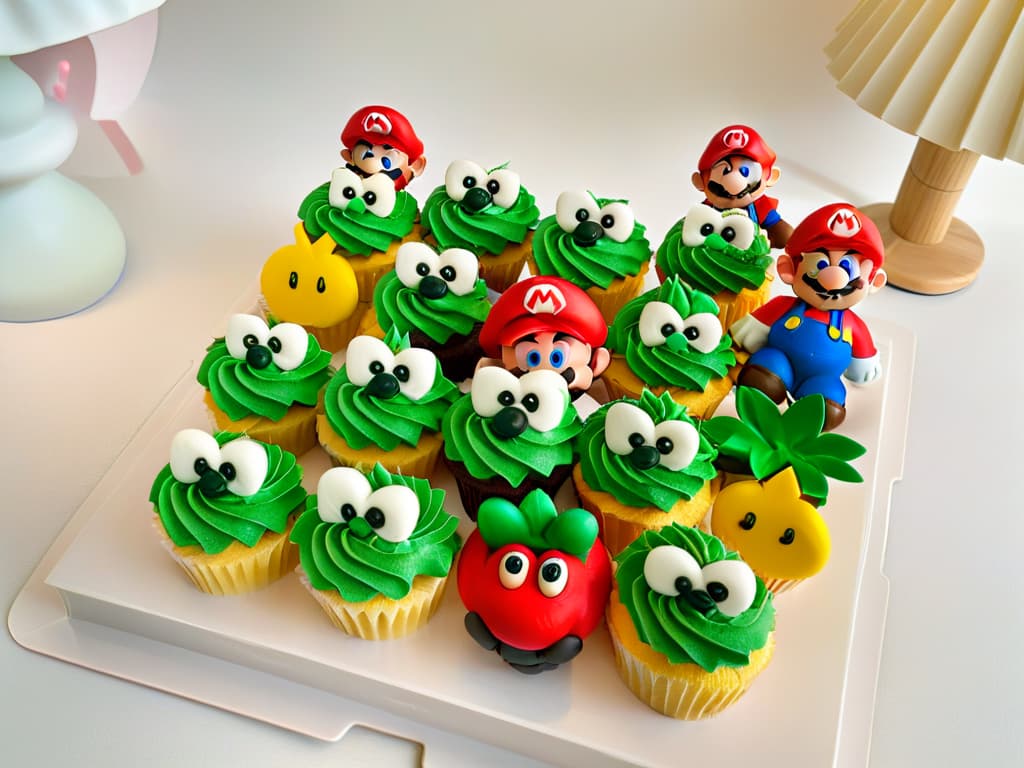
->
[[462, 187, 493, 213], [418, 275, 449, 300], [684, 588, 716, 614], [629, 445, 660, 470], [366, 372, 400, 399], [246, 345, 272, 369], [492, 406, 528, 439], [197, 467, 227, 496], [573, 220, 603, 246]]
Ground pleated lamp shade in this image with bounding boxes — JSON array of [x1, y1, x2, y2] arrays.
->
[[825, 0, 1024, 294]]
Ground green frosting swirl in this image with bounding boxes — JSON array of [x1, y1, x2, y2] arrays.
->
[[197, 334, 332, 421], [149, 433, 306, 555], [578, 391, 717, 510], [531, 198, 651, 289], [373, 269, 491, 344], [607, 276, 735, 390], [442, 393, 582, 486], [655, 215, 772, 294], [421, 183, 539, 255], [322, 331, 459, 451], [290, 464, 461, 601], [298, 182, 417, 256], [615, 524, 774, 671]]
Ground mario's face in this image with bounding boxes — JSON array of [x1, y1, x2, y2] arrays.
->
[[342, 141, 426, 189], [500, 332, 607, 394], [780, 249, 886, 311], [693, 155, 780, 210]]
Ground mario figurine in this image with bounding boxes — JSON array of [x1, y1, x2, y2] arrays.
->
[[478, 276, 610, 398], [340, 105, 426, 191], [731, 203, 887, 431], [693, 124, 792, 248]]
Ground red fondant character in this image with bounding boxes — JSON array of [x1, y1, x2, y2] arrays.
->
[[340, 105, 426, 191], [692, 124, 792, 247], [478, 276, 611, 397], [731, 203, 888, 431]]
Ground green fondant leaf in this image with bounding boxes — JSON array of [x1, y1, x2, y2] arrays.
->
[[544, 507, 598, 560], [477, 497, 534, 551], [781, 394, 826, 441], [790, 460, 828, 501]]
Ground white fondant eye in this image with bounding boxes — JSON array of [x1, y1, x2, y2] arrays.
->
[[719, 210, 756, 251], [652, 420, 701, 471], [265, 322, 309, 371], [596, 201, 635, 243], [499, 550, 530, 589], [604, 402, 655, 455], [516, 369, 569, 432], [701, 559, 757, 617], [225, 314, 270, 360], [681, 205, 722, 247], [537, 556, 569, 598], [436, 248, 479, 296], [363, 484, 419, 542], [345, 335, 396, 387], [316, 466, 371, 524], [361, 173, 397, 217], [395, 241, 440, 290], [445, 159, 486, 202], [555, 189, 600, 233], [471, 367, 521, 418], [678, 312, 724, 354], [643, 545, 704, 596], [391, 347, 438, 401], [484, 168, 521, 209], [638, 302, 686, 347], [170, 429, 221, 484], [328, 167, 365, 210], [218, 438, 268, 497]]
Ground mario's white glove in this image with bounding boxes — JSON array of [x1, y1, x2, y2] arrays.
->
[[844, 353, 881, 384], [730, 314, 770, 352]]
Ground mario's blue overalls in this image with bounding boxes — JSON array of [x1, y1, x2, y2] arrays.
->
[[748, 301, 852, 405]]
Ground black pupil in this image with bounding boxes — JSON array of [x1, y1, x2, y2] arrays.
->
[[628, 432, 645, 448], [575, 208, 589, 222], [707, 581, 729, 602], [674, 575, 692, 593], [498, 390, 515, 406], [365, 507, 385, 529], [462, 176, 476, 189], [341, 503, 357, 521], [268, 337, 282, 353], [699, 223, 714, 236], [369, 361, 385, 374], [600, 214, 614, 229], [505, 555, 523, 574], [243, 334, 259, 348], [194, 458, 208, 474], [440, 265, 456, 281], [721, 226, 736, 242], [486, 179, 500, 194], [343, 186, 356, 200], [288, 271, 298, 289], [780, 528, 796, 545], [219, 462, 236, 481], [416, 262, 431, 276], [660, 323, 676, 338], [316, 276, 326, 293], [740, 512, 756, 530], [684, 326, 701, 340], [541, 562, 562, 582], [521, 393, 539, 412], [656, 437, 673, 455], [364, 191, 377, 206], [393, 365, 410, 382]]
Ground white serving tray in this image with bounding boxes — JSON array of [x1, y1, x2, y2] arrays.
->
[[9, 317, 914, 768]]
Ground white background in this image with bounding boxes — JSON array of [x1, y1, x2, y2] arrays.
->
[[3, 0, 1023, 765]]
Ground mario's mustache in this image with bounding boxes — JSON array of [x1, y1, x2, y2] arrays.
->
[[802, 274, 863, 300], [707, 178, 762, 200]]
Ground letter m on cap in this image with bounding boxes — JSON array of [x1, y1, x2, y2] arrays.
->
[[523, 283, 566, 315]]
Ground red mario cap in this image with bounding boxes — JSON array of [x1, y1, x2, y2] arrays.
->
[[785, 203, 885, 273], [341, 105, 424, 161], [480, 276, 608, 356], [697, 125, 776, 175]]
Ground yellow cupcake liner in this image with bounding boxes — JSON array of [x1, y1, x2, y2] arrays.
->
[[716, 272, 773, 332], [585, 261, 650, 326], [301, 300, 371, 353], [316, 415, 444, 477], [477, 235, 533, 293], [298, 571, 448, 640], [355, 306, 386, 339], [153, 516, 298, 595], [601, 356, 733, 420], [203, 391, 318, 457], [607, 593, 775, 719]]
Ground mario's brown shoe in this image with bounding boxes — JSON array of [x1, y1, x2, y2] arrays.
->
[[737, 364, 788, 404], [823, 399, 846, 431]]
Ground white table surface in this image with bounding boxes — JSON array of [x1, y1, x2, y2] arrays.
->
[[3, 1, 1023, 766]]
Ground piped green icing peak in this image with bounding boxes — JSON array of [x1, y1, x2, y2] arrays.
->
[[421, 182, 539, 255], [477, 490, 598, 560], [615, 524, 774, 671], [373, 268, 491, 344], [298, 181, 417, 256], [656, 214, 772, 294], [607, 276, 736, 390]]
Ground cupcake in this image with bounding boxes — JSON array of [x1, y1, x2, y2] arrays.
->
[[572, 390, 718, 557], [296, 168, 420, 349], [149, 429, 307, 595], [197, 314, 332, 457], [607, 524, 776, 719], [290, 464, 461, 640], [358, 241, 491, 382], [529, 189, 651, 324], [442, 368, 583, 520], [457, 490, 611, 674], [420, 159, 540, 292], [317, 331, 459, 477], [604, 276, 737, 419], [655, 204, 773, 330]]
